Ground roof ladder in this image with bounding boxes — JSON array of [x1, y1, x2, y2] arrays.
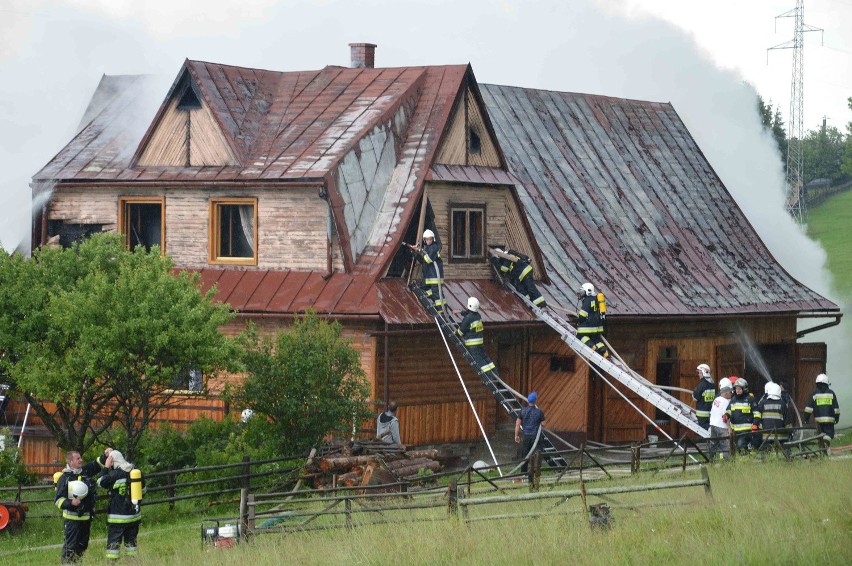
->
[[496, 276, 710, 439], [409, 284, 568, 468]]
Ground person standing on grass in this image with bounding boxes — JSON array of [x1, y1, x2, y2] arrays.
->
[[55, 449, 109, 564], [98, 450, 142, 560], [515, 392, 545, 483], [804, 373, 840, 442], [708, 378, 733, 461]]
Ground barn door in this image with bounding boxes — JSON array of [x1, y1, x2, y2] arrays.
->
[[794, 342, 827, 411], [715, 344, 744, 381]]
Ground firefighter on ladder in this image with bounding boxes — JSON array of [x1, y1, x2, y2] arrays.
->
[[407, 229, 445, 314], [489, 246, 547, 308], [455, 297, 496, 374], [576, 282, 609, 358]]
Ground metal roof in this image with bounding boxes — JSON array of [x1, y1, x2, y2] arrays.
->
[[481, 84, 838, 317]]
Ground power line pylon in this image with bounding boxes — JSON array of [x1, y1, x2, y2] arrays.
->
[[768, 0, 823, 224]]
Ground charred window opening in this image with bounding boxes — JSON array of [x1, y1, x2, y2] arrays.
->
[[119, 198, 164, 253], [171, 366, 204, 392], [388, 198, 437, 278], [47, 221, 104, 248], [468, 127, 481, 155], [550, 355, 575, 373], [450, 204, 485, 261], [209, 198, 257, 265]]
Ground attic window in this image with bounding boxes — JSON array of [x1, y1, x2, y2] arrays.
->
[[209, 198, 257, 265], [177, 85, 201, 110], [468, 128, 481, 155], [450, 204, 485, 260]]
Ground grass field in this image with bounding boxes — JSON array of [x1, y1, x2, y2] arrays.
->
[[807, 190, 852, 300], [3, 445, 851, 565]]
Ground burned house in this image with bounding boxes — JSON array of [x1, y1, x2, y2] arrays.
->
[[18, 44, 839, 466]]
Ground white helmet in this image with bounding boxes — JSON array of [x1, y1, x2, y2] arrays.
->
[[68, 480, 89, 499], [241, 408, 254, 423], [816, 373, 830, 385], [718, 377, 732, 393], [422, 229, 435, 240], [467, 297, 480, 312], [696, 364, 711, 379], [580, 282, 595, 297], [764, 382, 772, 395], [766, 383, 782, 399]]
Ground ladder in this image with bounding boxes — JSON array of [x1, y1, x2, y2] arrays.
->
[[409, 284, 568, 467], [497, 277, 710, 439]]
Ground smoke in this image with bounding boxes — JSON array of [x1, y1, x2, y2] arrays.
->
[[0, 0, 848, 418]]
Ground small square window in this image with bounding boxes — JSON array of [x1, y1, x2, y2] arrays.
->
[[450, 205, 485, 260], [118, 197, 164, 253], [171, 367, 204, 392], [209, 198, 257, 265], [550, 356, 575, 373]]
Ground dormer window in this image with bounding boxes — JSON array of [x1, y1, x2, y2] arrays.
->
[[450, 204, 485, 260]]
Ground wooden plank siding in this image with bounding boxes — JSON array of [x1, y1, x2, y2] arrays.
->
[[434, 86, 501, 168], [526, 329, 588, 435], [48, 185, 330, 270]]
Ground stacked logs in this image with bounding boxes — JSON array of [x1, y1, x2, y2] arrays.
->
[[309, 448, 441, 488]]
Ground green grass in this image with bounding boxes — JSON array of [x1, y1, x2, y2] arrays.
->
[[807, 189, 852, 300], [3, 449, 851, 565]]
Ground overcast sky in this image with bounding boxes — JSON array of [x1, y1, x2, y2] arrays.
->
[[0, 0, 850, 404]]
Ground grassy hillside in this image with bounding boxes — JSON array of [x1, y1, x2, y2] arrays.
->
[[807, 190, 852, 300]]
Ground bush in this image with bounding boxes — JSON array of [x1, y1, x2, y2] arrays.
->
[[0, 430, 38, 486]]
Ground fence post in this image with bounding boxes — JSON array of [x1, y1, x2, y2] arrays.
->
[[531, 451, 541, 491], [630, 443, 640, 474], [682, 436, 688, 472], [700, 465, 713, 501], [167, 467, 175, 511], [240, 455, 250, 541], [344, 495, 352, 529], [447, 480, 458, 517], [247, 494, 256, 531]]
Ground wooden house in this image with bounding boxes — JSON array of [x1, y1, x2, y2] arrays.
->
[[19, 44, 839, 466]]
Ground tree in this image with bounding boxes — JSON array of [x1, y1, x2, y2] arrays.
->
[[0, 234, 236, 457], [234, 314, 371, 455], [757, 95, 787, 164], [842, 97, 852, 178], [802, 121, 846, 184]]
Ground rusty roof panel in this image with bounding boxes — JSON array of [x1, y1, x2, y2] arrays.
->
[[481, 84, 838, 316], [265, 271, 310, 312], [244, 271, 286, 312]]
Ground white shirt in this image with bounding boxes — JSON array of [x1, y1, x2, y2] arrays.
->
[[709, 395, 731, 428]]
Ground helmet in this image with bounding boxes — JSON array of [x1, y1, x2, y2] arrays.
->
[[766, 383, 782, 399], [733, 378, 747, 391], [580, 283, 595, 297], [422, 229, 435, 240], [68, 480, 89, 499], [696, 364, 711, 379], [718, 377, 732, 393], [816, 373, 830, 385], [467, 297, 480, 312], [241, 408, 254, 423]]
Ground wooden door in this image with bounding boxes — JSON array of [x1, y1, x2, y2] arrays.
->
[[794, 342, 827, 411]]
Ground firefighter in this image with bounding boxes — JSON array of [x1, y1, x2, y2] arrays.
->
[[727, 377, 761, 454], [708, 378, 734, 461], [757, 382, 790, 453], [803, 373, 840, 441], [490, 246, 547, 308], [98, 450, 143, 560], [692, 363, 715, 430], [409, 229, 445, 314], [576, 282, 609, 358], [455, 296, 496, 374], [55, 449, 108, 564]]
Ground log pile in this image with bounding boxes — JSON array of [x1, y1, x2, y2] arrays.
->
[[308, 446, 441, 489]]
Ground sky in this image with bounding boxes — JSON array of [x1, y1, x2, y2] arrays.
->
[[0, 0, 850, 412]]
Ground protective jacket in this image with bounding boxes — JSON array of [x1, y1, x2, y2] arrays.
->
[[577, 295, 604, 334], [757, 396, 789, 432], [804, 383, 840, 424], [727, 393, 760, 433], [692, 378, 716, 421], [55, 456, 105, 521], [414, 241, 444, 286], [492, 249, 546, 308], [98, 468, 142, 524], [456, 309, 495, 373]]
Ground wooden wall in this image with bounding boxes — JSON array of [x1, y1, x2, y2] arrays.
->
[[434, 86, 501, 168], [47, 185, 330, 270]]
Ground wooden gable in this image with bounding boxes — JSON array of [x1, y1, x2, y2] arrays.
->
[[135, 72, 238, 167], [434, 82, 501, 168]]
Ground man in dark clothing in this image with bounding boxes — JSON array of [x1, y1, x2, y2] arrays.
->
[[55, 449, 108, 564], [376, 401, 403, 447], [692, 363, 716, 430], [727, 377, 760, 454], [98, 450, 142, 560], [455, 296, 496, 374], [489, 247, 547, 308], [804, 373, 841, 440], [577, 282, 609, 358], [757, 382, 790, 452], [515, 392, 545, 483], [409, 229, 445, 314]]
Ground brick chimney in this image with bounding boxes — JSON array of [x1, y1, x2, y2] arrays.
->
[[349, 43, 377, 68]]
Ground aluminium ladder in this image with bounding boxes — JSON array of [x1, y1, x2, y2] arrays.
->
[[409, 284, 568, 467], [496, 275, 710, 439]]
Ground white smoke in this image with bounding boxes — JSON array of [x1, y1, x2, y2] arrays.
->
[[0, 0, 848, 418]]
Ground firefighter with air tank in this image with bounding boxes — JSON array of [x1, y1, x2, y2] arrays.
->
[[727, 377, 760, 454]]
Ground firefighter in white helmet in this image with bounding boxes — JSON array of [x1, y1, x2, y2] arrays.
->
[[406, 229, 445, 314], [576, 282, 609, 358], [692, 363, 715, 430], [54, 448, 110, 564], [756, 382, 791, 451], [455, 297, 496, 374], [489, 246, 547, 308], [708, 378, 734, 461], [804, 373, 840, 440]]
